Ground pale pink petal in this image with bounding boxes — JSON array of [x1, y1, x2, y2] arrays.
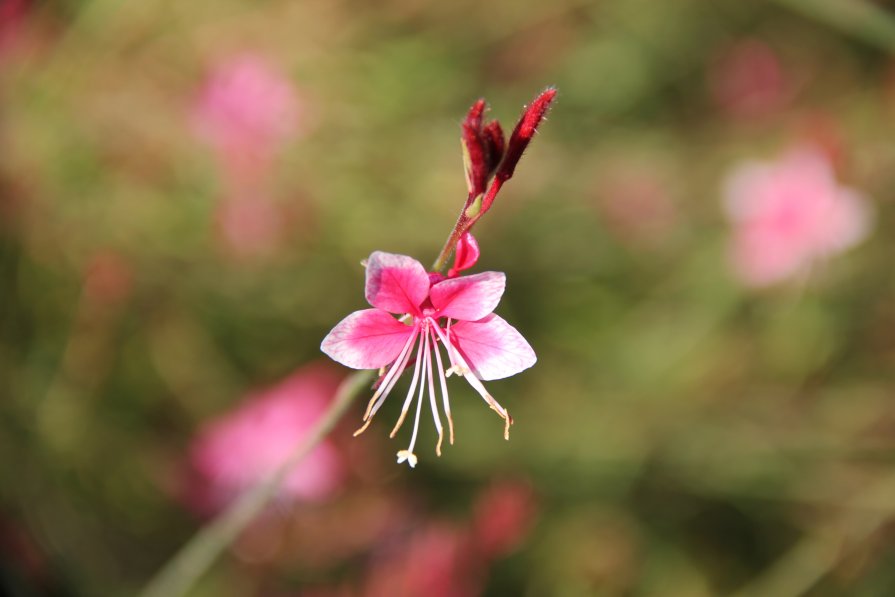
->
[[321, 309, 413, 369], [730, 225, 807, 286], [722, 145, 873, 287], [449, 314, 536, 381], [430, 272, 505, 321], [364, 251, 430, 315], [193, 53, 299, 154], [722, 161, 769, 221], [823, 188, 872, 252]]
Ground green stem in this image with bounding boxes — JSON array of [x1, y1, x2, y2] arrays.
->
[[137, 369, 374, 597], [432, 223, 466, 273]]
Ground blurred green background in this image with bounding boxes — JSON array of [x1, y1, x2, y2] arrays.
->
[[3, 0, 895, 595]]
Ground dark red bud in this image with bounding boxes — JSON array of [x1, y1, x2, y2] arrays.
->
[[464, 99, 485, 132], [518, 88, 556, 138], [496, 87, 557, 181], [462, 99, 489, 195], [482, 121, 505, 176]]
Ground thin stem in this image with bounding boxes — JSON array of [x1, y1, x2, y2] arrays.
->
[[432, 224, 465, 273], [431, 175, 505, 273], [137, 369, 374, 597], [431, 193, 475, 273]]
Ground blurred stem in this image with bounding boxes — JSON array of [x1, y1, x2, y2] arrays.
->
[[774, 0, 895, 53], [137, 369, 374, 597], [731, 471, 895, 597]]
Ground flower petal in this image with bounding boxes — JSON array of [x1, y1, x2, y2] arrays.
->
[[449, 314, 536, 380], [321, 309, 414, 369], [430, 271, 505, 321], [365, 251, 430, 315]]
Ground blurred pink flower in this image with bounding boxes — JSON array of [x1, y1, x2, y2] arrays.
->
[[723, 146, 872, 287], [0, 0, 28, 58], [215, 194, 283, 258], [193, 53, 300, 179], [364, 523, 481, 597], [472, 479, 538, 558], [710, 39, 793, 120], [187, 364, 345, 514]]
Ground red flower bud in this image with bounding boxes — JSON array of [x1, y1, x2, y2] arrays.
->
[[432, 88, 555, 274], [462, 99, 488, 196], [482, 120, 505, 177], [496, 87, 556, 182]]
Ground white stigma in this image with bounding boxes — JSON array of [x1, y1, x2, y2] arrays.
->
[[396, 449, 418, 468]]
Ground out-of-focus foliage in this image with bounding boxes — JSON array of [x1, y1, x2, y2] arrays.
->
[[2, 0, 895, 595]]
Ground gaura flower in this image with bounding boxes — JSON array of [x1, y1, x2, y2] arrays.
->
[[192, 52, 301, 186], [723, 145, 872, 287], [321, 251, 536, 468]]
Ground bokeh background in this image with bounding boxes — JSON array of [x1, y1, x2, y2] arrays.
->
[[3, 0, 895, 595]]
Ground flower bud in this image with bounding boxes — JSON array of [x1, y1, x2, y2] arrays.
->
[[496, 87, 556, 182]]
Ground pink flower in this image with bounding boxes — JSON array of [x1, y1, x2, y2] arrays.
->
[[0, 0, 28, 60], [363, 523, 480, 597], [193, 53, 300, 177], [723, 146, 872, 287], [321, 251, 536, 467], [187, 364, 345, 514], [472, 480, 537, 558], [710, 39, 793, 120]]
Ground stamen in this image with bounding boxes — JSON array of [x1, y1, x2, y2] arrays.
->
[[364, 325, 419, 420], [396, 325, 429, 467], [368, 338, 417, 420], [396, 449, 418, 468], [352, 417, 373, 437], [424, 321, 444, 456], [431, 320, 513, 439], [389, 329, 425, 438], [438, 319, 470, 378], [430, 325, 455, 445]]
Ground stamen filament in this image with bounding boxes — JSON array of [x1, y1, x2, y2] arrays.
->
[[430, 324, 454, 445], [431, 320, 512, 439], [424, 321, 444, 456], [389, 328, 425, 438], [405, 324, 429, 459], [365, 325, 419, 420]]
